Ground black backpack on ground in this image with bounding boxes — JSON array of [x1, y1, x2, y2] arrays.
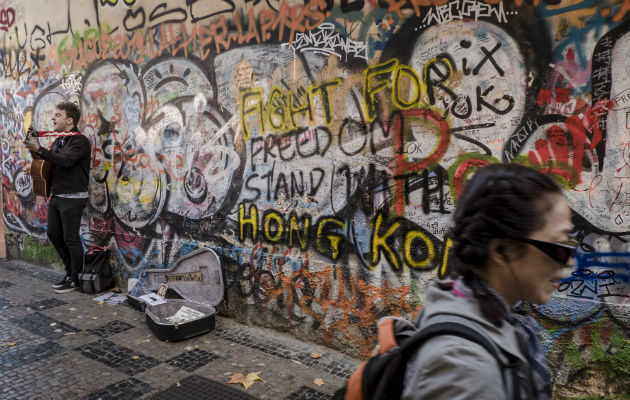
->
[[332, 313, 519, 400], [79, 249, 114, 293]]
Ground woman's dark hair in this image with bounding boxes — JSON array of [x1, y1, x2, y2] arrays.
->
[[56, 102, 81, 127], [449, 163, 563, 326]]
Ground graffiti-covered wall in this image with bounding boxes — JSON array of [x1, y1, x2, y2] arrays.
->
[[1, 0, 629, 395]]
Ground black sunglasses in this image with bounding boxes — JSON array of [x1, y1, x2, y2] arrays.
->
[[516, 238, 577, 265]]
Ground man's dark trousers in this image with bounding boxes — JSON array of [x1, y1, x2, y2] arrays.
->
[[47, 196, 87, 282]]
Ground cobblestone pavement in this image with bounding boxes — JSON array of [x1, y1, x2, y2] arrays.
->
[[0, 259, 360, 400]]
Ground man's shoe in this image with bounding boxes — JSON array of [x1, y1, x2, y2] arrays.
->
[[55, 280, 78, 294], [52, 276, 70, 289]]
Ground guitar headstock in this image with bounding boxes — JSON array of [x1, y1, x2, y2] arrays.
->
[[27, 126, 38, 139], [24, 126, 42, 158], [25, 126, 41, 145]]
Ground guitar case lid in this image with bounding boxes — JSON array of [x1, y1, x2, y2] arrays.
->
[[131, 248, 224, 341], [139, 248, 223, 306]]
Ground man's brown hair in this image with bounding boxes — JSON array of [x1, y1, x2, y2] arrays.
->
[[56, 102, 80, 127]]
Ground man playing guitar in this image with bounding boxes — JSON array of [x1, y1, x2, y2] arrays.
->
[[24, 102, 91, 294]]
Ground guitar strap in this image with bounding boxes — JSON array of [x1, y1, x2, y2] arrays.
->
[[34, 130, 82, 137], [41, 130, 91, 177]]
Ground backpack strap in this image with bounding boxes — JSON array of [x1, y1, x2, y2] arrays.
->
[[400, 314, 519, 400]]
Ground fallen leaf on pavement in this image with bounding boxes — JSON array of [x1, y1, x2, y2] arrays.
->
[[310, 352, 322, 359], [97, 301, 104, 306], [91, 317, 98, 320], [228, 374, 246, 386], [54, 329, 62, 333], [184, 345, 194, 351], [228, 372, 264, 390], [64, 332, 76, 336], [204, 340, 211, 344], [256, 363, 265, 367], [291, 360, 302, 365], [131, 356, 140, 360], [5, 342, 16, 346], [68, 308, 76, 311], [314, 378, 324, 386], [49, 323, 57, 327]]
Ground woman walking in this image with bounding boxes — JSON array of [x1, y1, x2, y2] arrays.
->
[[403, 163, 576, 400]]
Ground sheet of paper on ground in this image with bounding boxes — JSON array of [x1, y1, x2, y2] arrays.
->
[[165, 306, 205, 324], [92, 292, 128, 305]]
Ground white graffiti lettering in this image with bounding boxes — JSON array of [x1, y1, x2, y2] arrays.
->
[[282, 23, 367, 61]]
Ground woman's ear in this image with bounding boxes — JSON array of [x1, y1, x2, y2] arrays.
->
[[497, 246, 508, 261], [489, 239, 510, 264]]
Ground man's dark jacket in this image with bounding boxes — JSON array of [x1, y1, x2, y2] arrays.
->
[[37, 128, 91, 195]]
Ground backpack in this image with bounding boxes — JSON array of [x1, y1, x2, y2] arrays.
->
[[332, 313, 519, 400], [79, 249, 115, 293]]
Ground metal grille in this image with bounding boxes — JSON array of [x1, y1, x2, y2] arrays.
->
[[148, 375, 259, 400]]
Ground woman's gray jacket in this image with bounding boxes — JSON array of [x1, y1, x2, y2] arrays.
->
[[402, 280, 537, 400]]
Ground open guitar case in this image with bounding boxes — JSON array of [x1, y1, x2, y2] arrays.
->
[[127, 248, 224, 341]]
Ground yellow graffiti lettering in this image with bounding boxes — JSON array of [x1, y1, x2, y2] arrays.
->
[[393, 64, 422, 109], [288, 89, 312, 129], [267, 86, 287, 131], [440, 237, 453, 278], [316, 218, 345, 260], [239, 203, 258, 241], [363, 59, 398, 122], [240, 78, 341, 134], [240, 87, 265, 140], [289, 214, 310, 249], [264, 211, 284, 242], [404, 230, 435, 269], [370, 213, 401, 269], [309, 78, 341, 126]]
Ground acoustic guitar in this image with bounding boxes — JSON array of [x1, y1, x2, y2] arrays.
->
[[26, 127, 52, 197]]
